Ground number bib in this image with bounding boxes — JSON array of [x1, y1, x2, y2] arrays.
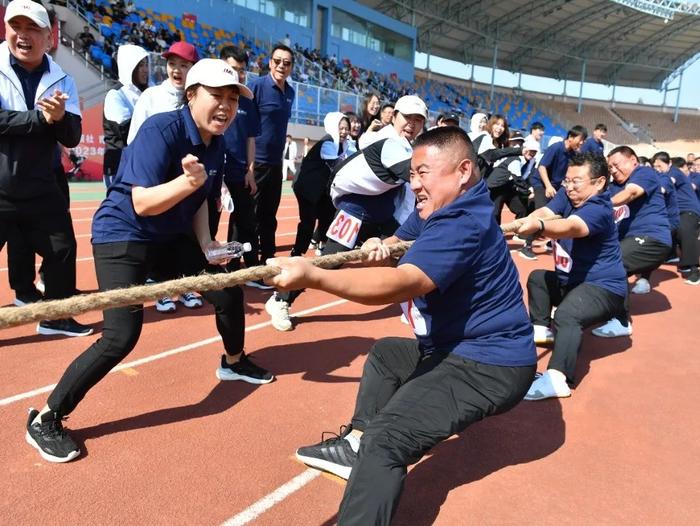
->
[[553, 240, 573, 273], [400, 299, 427, 336], [613, 205, 630, 224], [326, 210, 362, 249]]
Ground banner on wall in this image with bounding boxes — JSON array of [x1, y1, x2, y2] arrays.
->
[[62, 102, 105, 181]]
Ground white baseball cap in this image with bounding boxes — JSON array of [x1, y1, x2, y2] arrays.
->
[[523, 136, 541, 153], [4, 0, 51, 29], [185, 58, 253, 99], [394, 95, 428, 120]]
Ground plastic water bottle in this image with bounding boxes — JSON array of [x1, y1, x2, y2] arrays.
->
[[205, 241, 252, 262]]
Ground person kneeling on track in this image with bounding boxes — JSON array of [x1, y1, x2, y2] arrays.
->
[[515, 153, 627, 400], [267, 127, 536, 526], [25, 59, 273, 464]]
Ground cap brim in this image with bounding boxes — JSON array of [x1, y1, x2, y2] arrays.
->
[[190, 79, 253, 99]]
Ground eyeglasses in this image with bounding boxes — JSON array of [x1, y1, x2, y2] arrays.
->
[[271, 57, 293, 68], [561, 178, 587, 189]]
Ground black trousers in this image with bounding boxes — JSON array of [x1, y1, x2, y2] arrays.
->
[[252, 163, 283, 264], [489, 184, 528, 225], [0, 209, 76, 301], [226, 180, 260, 269], [47, 236, 245, 417], [276, 213, 398, 304], [338, 337, 535, 526], [619, 235, 670, 321], [677, 211, 700, 269], [291, 188, 336, 257], [527, 270, 626, 383]]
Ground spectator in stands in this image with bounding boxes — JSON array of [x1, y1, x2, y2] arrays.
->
[[207, 40, 217, 57], [265, 95, 427, 331], [360, 92, 381, 133], [518, 153, 627, 400], [219, 45, 262, 285], [467, 112, 487, 142], [527, 121, 545, 144], [439, 112, 460, 127], [592, 146, 672, 338], [25, 59, 274, 464], [103, 44, 149, 187], [345, 111, 362, 150], [282, 134, 298, 181], [290, 112, 356, 262], [248, 43, 296, 269], [1, 0, 92, 336], [127, 41, 199, 144], [379, 102, 395, 127], [76, 25, 95, 53], [687, 153, 695, 164], [580, 123, 607, 157], [651, 152, 700, 285], [519, 126, 587, 261], [474, 114, 509, 154], [126, 0, 136, 14]]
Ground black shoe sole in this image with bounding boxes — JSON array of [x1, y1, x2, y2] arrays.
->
[[36, 324, 94, 337]]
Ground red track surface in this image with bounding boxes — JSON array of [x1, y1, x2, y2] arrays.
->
[[1, 192, 698, 525]]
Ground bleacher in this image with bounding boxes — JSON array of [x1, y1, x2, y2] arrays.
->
[[612, 107, 700, 143], [538, 100, 637, 145]]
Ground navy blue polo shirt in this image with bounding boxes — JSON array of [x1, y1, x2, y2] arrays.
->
[[580, 137, 604, 157], [546, 189, 627, 297], [249, 74, 294, 164], [395, 179, 536, 367], [530, 141, 574, 189], [658, 172, 680, 230], [609, 165, 671, 246], [690, 172, 700, 200], [92, 106, 224, 244], [668, 166, 700, 215], [223, 95, 261, 185], [10, 54, 49, 109]]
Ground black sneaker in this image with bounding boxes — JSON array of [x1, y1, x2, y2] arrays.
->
[[13, 288, 43, 307], [295, 425, 357, 480], [518, 246, 538, 261], [684, 268, 700, 286], [25, 408, 80, 463], [37, 318, 94, 337], [215, 353, 274, 384], [245, 279, 274, 290]]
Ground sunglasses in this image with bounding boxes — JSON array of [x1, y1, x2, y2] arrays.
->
[[271, 57, 293, 68]]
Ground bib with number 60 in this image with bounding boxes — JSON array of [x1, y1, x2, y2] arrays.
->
[[326, 210, 363, 249]]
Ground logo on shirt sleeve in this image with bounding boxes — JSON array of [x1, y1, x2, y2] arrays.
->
[[613, 205, 630, 224], [553, 241, 573, 273], [400, 299, 427, 336]]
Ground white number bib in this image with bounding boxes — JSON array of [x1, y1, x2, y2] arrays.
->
[[613, 205, 630, 224], [400, 299, 427, 336], [326, 210, 362, 249], [553, 241, 573, 273]]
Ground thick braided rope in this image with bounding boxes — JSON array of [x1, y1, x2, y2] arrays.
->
[[0, 216, 559, 330]]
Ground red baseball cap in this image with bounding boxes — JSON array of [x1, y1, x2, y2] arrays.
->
[[162, 42, 199, 63]]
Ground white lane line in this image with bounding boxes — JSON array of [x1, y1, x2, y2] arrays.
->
[[0, 298, 348, 407], [220, 469, 321, 526]]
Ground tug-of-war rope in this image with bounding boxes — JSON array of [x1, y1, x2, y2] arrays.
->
[[0, 216, 552, 330]]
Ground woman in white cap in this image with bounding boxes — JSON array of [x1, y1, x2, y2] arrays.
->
[[25, 59, 273, 464]]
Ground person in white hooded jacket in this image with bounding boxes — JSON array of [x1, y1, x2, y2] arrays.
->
[[102, 43, 149, 187], [126, 41, 199, 144]]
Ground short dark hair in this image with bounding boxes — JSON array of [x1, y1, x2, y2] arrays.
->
[[530, 121, 545, 132], [608, 145, 639, 162], [567, 125, 588, 140], [569, 152, 609, 189], [651, 151, 671, 165], [594, 123, 608, 132], [381, 102, 395, 112], [413, 126, 480, 180], [638, 156, 649, 165], [671, 156, 687, 169], [220, 46, 248, 65], [270, 43, 294, 62]]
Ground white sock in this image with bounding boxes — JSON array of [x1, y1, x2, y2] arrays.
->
[[344, 433, 360, 453]]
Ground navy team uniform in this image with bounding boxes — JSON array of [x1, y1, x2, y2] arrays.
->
[[335, 179, 536, 525], [527, 189, 627, 383], [668, 166, 700, 275], [45, 107, 248, 417], [580, 136, 604, 157]]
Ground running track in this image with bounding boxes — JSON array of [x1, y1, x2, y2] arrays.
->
[[0, 183, 698, 525]]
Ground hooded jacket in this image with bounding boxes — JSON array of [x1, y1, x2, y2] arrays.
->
[[126, 78, 183, 144], [103, 44, 149, 177], [293, 112, 355, 204], [0, 42, 82, 210]]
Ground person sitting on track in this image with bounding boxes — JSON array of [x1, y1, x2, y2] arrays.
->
[[266, 126, 536, 525], [25, 59, 273, 464], [592, 146, 672, 338], [514, 153, 627, 400], [264, 95, 427, 332]]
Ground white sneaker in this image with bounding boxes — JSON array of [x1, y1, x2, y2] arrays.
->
[[631, 278, 651, 295], [155, 297, 177, 313], [524, 370, 571, 401], [179, 292, 203, 308], [592, 318, 632, 338], [265, 294, 293, 331], [533, 324, 554, 344]]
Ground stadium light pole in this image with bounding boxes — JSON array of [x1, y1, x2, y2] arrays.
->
[[673, 69, 683, 123], [577, 59, 587, 114], [490, 41, 498, 101]]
